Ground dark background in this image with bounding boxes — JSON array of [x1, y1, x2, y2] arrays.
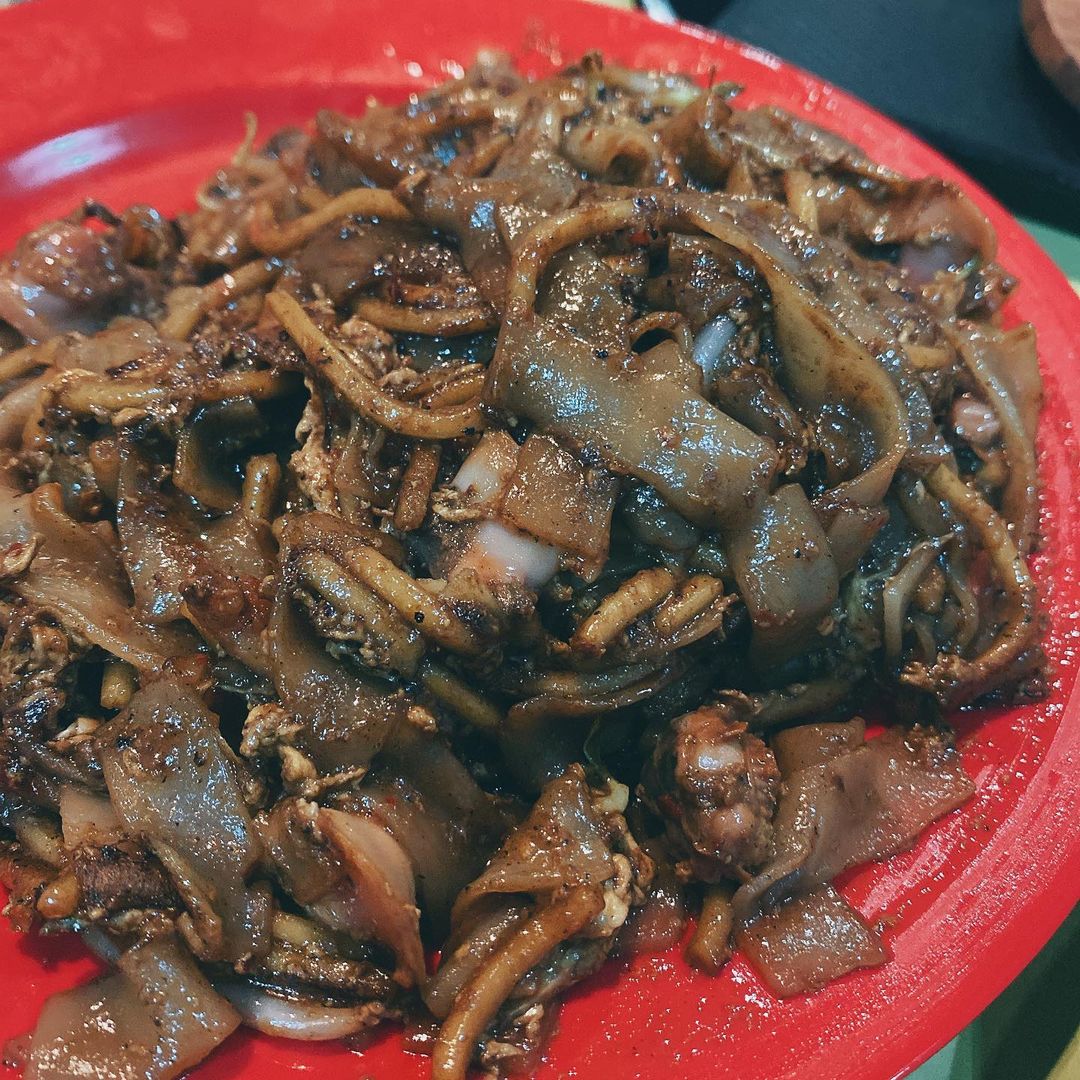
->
[[669, 0, 1080, 231]]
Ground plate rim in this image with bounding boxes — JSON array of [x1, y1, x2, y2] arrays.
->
[[0, 1, 1079, 1078]]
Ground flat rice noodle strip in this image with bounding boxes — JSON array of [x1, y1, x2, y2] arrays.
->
[[726, 106, 898, 181], [661, 90, 735, 184], [499, 434, 617, 564], [736, 884, 887, 997], [727, 483, 839, 660], [691, 105, 994, 264], [346, 775, 501, 939], [488, 309, 777, 530], [771, 718, 866, 777], [273, 512, 409, 760], [98, 680, 269, 963], [267, 577, 404, 776], [59, 785, 124, 849], [819, 502, 889, 579], [172, 397, 267, 512], [866, 180, 996, 267], [340, 726, 511, 932], [537, 245, 631, 352], [397, 175, 524, 307], [0, 372, 52, 448], [452, 430, 520, 510], [257, 798, 346, 907], [683, 197, 910, 510], [116, 447, 273, 674], [945, 320, 1041, 553], [733, 727, 974, 925], [0, 483, 198, 671], [986, 323, 1041, 447], [317, 806, 426, 987], [562, 119, 677, 186], [294, 219, 429, 305], [24, 936, 238, 1080], [489, 194, 908, 528], [452, 765, 615, 929]]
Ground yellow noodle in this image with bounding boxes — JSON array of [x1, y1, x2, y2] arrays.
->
[[297, 551, 424, 675], [352, 297, 497, 337], [159, 256, 282, 339], [651, 574, 726, 636], [241, 453, 282, 521], [57, 368, 296, 416], [341, 544, 486, 656], [248, 188, 412, 255], [394, 442, 442, 532], [571, 567, 678, 656], [419, 661, 503, 730], [686, 883, 736, 973], [268, 292, 485, 439], [902, 463, 1038, 708], [432, 885, 603, 1080]]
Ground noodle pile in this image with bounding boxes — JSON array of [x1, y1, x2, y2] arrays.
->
[[0, 52, 1045, 1079]]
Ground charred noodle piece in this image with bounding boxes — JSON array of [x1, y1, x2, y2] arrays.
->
[[268, 292, 485, 439], [902, 464, 1039, 708]]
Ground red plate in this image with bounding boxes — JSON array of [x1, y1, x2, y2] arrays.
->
[[1, 1, 1079, 1077]]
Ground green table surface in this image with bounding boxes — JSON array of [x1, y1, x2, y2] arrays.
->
[[912, 216, 1080, 1080]]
